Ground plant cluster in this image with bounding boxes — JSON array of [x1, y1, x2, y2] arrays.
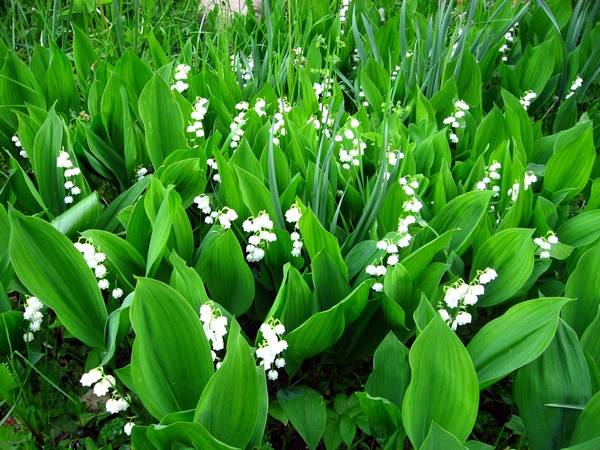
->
[[0, 0, 600, 449]]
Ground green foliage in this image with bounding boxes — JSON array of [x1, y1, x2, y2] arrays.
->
[[1, 0, 599, 448]]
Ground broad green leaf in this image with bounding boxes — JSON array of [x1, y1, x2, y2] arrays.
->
[[402, 317, 479, 447], [467, 297, 570, 388], [146, 187, 178, 275], [96, 177, 149, 232], [146, 422, 238, 450], [471, 228, 536, 306], [284, 281, 370, 373], [544, 121, 595, 202], [557, 210, 600, 248], [235, 165, 277, 220], [169, 252, 209, 312], [277, 386, 327, 450], [196, 229, 255, 316], [365, 332, 410, 408], [420, 422, 468, 450], [31, 108, 65, 215], [312, 250, 350, 310], [570, 391, 600, 446], [0, 311, 25, 355], [514, 320, 592, 450], [298, 206, 347, 277], [9, 210, 107, 348], [401, 230, 453, 277], [138, 73, 187, 168], [266, 263, 315, 333], [416, 191, 492, 256], [160, 157, 205, 208], [46, 45, 79, 114], [356, 393, 402, 441], [130, 278, 213, 420], [51, 192, 102, 238], [563, 246, 600, 336], [82, 229, 145, 291], [195, 323, 261, 449], [72, 24, 97, 84]]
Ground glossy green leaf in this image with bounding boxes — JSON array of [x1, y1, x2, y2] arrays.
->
[[82, 229, 145, 291], [570, 391, 600, 446], [51, 192, 102, 238], [169, 252, 209, 312], [402, 316, 479, 447], [298, 206, 347, 277], [277, 386, 327, 450], [420, 422, 468, 450], [471, 228, 536, 306], [416, 191, 491, 256], [467, 297, 570, 388], [544, 121, 595, 202], [195, 323, 261, 449], [138, 73, 187, 168], [514, 320, 592, 450], [146, 422, 239, 450], [356, 393, 402, 441], [563, 246, 600, 336], [196, 229, 255, 316], [31, 108, 65, 215], [130, 278, 213, 420], [365, 331, 410, 408], [284, 281, 370, 372], [9, 210, 107, 348]]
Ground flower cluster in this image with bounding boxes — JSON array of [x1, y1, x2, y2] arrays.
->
[[366, 261, 388, 292], [256, 320, 287, 381], [365, 214, 419, 292], [339, 0, 350, 32], [135, 166, 149, 181], [475, 161, 502, 197], [313, 76, 334, 101], [308, 103, 335, 138], [243, 212, 277, 262], [206, 158, 220, 183], [358, 90, 369, 107], [335, 118, 366, 170], [193, 195, 238, 229], [56, 151, 82, 205], [519, 90, 537, 110], [23, 296, 43, 342], [80, 367, 129, 414], [171, 64, 191, 93], [285, 205, 303, 257], [12, 135, 27, 159], [534, 232, 559, 259], [199, 302, 228, 368], [400, 176, 423, 213], [507, 171, 537, 202], [383, 148, 405, 181], [291, 47, 306, 66], [391, 65, 401, 82], [351, 48, 360, 71], [186, 97, 209, 140], [270, 98, 291, 146], [438, 268, 497, 330], [254, 98, 267, 117], [231, 54, 254, 86], [124, 422, 135, 436], [443, 100, 469, 144], [230, 101, 249, 148], [565, 76, 583, 100], [74, 241, 114, 292], [499, 25, 516, 62]]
